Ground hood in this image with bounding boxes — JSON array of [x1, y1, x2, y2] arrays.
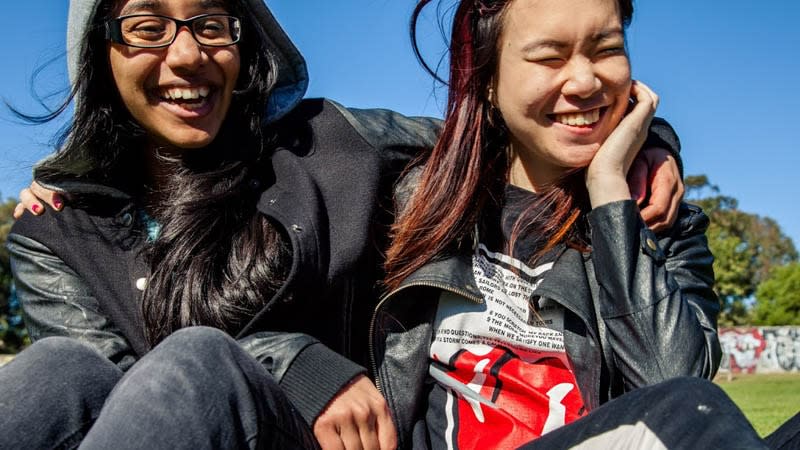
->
[[66, 0, 308, 123]]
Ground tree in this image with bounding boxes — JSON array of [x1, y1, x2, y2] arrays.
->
[[0, 196, 29, 352], [753, 263, 800, 325], [0, 197, 16, 310], [685, 175, 798, 325]]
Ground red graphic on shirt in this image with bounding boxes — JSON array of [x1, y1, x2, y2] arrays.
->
[[441, 347, 585, 448]]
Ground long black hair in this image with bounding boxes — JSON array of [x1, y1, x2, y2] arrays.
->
[[21, 0, 292, 346]]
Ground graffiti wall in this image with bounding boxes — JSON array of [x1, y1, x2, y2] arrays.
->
[[719, 327, 800, 373]]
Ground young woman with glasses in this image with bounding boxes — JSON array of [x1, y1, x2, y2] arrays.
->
[[4, 0, 689, 448]]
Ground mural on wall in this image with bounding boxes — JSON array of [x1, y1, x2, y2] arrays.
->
[[719, 327, 800, 373]]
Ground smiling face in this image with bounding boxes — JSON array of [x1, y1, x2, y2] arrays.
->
[[493, 0, 632, 189], [108, 0, 241, 150]]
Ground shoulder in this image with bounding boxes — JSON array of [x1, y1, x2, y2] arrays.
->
[[393, 164, 424, 215], [326, 99, 442, 151], [11, 181, 135, 245], [277, 98, 441, 152]]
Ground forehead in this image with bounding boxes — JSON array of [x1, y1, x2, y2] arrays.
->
[[114, 0, 231, 15], [501, 0, 622, 37]]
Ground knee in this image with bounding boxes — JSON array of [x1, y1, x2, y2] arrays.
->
[[154, 326, 236, 359], [23, 337, 120, 379], [645, 377, 732, 411], [4, 337, 121, 401], [136, 327, 242, 382], [120, 327, 271, 406]]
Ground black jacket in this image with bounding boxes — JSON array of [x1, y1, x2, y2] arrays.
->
[[8, 98, 440, 424], [370, 198, 720, 449]]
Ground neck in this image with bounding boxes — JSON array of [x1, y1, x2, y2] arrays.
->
[[508, 144, 562, 193]]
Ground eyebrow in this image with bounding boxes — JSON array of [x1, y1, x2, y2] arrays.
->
[[520, 28, 625, 53], [120, 0, 229, 16]]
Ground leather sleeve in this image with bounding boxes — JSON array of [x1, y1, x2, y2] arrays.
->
[[7, 233, 137, 371], [329, 101, 441, 155], [587, 200, 720, 389]]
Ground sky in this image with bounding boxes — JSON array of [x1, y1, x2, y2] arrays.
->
[[1, 1, 799, 248]]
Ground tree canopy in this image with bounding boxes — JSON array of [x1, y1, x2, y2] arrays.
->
[[685, 175, 798, 325], [753, 263, 800, 326], [0, 196, 28, 352]]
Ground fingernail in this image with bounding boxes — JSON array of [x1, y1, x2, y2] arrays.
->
[[31, 204, 42, 214], [53, 198, 63, 210]]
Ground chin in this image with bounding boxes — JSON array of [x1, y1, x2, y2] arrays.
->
[[165, 130, 217, 150]]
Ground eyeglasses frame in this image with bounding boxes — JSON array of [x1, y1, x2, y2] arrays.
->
[[104, 13, 242, 49]]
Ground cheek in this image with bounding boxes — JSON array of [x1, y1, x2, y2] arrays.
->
[[108, 50, 154, 104], [220, 49, 241, 86]]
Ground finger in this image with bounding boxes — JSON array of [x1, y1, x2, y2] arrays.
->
[[631, 80, 659, 111], [19, 188, 44, 216], [314, 424, 345, 450], [358, 415, 380, 450], [13, 202, 25, 220], [375, 402, 397, 450], [338, 420, 364, 450], [641, 152, 683, 232], [627, 156, 648, 204], [640, 171, 676, 231], [30, 181, 64, 211], [347, 400, 378, 450]]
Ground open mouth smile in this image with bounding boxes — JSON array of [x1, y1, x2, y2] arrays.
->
[[548, 107, 608, 127], [155, 86, 215, 112]]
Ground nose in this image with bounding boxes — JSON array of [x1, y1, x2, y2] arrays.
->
[[561, 56, 601, 99], [165, 27, 204, 72]]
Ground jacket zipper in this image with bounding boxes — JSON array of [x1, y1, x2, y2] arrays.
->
[[368, 281, 482, 395]]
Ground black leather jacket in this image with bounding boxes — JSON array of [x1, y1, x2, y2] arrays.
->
[[8, 99, 441, 425], [370, 199, 720, 449]]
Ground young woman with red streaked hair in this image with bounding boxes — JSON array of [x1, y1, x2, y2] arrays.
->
[[370, 0, 796, 448]]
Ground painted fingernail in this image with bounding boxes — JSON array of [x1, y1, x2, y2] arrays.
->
[[31, 204, 42, 214], [53, 198, 63, 210]]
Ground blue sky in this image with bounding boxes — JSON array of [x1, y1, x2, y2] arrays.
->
[[1, 1, 799, 249]]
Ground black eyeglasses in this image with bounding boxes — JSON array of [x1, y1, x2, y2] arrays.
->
[[105, 14, 241, 48]]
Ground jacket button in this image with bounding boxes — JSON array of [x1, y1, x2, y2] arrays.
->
[[292, 224, 303, 233], [135, 277, 148, 291], [121, 212, 133, 227], [646, 238, 658, 252]]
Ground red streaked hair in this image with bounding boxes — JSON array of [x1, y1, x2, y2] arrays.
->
[[385, 0, 632, 290]]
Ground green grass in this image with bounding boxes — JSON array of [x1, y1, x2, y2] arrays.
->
[[715, 373, 800, 437]]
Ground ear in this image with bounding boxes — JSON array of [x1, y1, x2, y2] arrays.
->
[[486, 79, 497, 108]]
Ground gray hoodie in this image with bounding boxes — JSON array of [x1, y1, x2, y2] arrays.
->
[[66, 0, 308, 123]]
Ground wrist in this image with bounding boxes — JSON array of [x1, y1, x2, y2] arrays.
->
[[586, 172, 630, 208]]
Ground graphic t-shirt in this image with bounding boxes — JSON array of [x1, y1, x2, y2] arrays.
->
[[426, 185, 586, 449]]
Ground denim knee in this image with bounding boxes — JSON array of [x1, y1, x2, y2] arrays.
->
[[12, 337, 121, 384], [151, 326, 237, 362], [131, 326, 253, 387]]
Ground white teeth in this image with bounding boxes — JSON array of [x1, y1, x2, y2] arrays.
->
[[160, 87, 211, 101], [555, 109, 601, 126]]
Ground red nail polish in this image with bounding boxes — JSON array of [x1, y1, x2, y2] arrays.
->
[[54, 199, 63, 210], [32, 204, 42, 214]]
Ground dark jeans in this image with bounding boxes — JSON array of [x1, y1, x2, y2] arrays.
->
[[519, 376, 799, 450], [0, 327, 318, 450]]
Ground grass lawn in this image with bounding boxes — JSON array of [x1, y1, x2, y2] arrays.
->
[[715, 372, 800, 437]]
